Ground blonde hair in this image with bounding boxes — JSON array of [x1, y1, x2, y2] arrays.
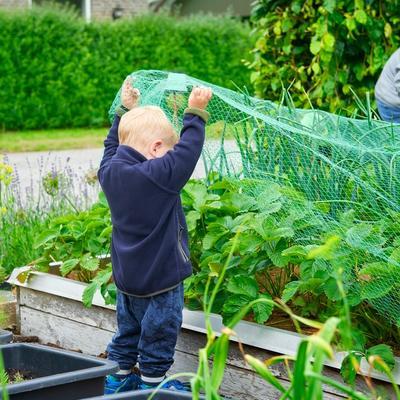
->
[[118, 106, 177, 148]]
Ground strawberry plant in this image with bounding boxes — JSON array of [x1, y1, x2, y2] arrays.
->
[[29, 176, 400, 354], [30, 191, 115, 306], [182, 176, 400, 354]]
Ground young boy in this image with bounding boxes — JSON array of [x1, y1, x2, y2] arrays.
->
[[98, 77, 212, 394]]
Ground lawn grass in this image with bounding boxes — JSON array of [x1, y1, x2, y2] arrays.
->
[[0, 122, 232, 153], [0, 128, 107, 153]]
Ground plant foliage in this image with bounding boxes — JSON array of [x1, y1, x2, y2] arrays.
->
[[249, 0, 400, 113], [0, 6, 252, 130]]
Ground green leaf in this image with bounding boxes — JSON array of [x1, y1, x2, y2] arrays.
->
[[226, 275, 259, 299], [245, 354, 287, 393], [346, 224, 384, 251], [351, 328, 367, 352], [235, 233, 264, 255], [208, 262, 222, 277], [340, 353, 362, 384], [323, 277, 341, 301], [103, 283, 117, 305], [82, 268, 112, 307], [222, 294, 252, 324], [355, 0, 364, 8], [323, 0, 336, 13], [87, 238, 102, 254], [311, 62, 320, 75], [203, 227, 228, 250], [257, 217, 294, 241], [80, 254, 99, 272], [384, 23, 392, 39], [85, 220, 105, 231], [205, 200, 223, 210], [354, 9, 367, 24], [211, 333, 230, 389], [321, 33, 335, 51], [366, 344, 395, 372], [263, 202, 282, 215], [227, 193, 256, 212], [33, 229, 59, 249], [82, 282, 97, 307], [93, 267, 113, 285], [60, 258, 79, 276], [256, 185, 281, 209], [299, 278, 324, 294], [281, 245, 307, 258], [98, 191, 109, 207], [252, 294, 273, 323], [310, 39, 321, 55], [307, 236, 340, 260], [359, 262, 395, 299], [282, 281, 301, 303], [265, 240, 291, 267], [345, 17, 357, 32], [187, 182, 209, 211], [100, 226, 112, 238], [389, 247, 400, 265], [293, 341, 308, 399], [0, 267, 7, 282], [186, 210, 201, 232]]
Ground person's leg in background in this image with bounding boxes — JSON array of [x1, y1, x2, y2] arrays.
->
[[376, 99, 400, 123]]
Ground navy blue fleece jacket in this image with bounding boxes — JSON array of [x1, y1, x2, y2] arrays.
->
[[98, 109, 207, 297]]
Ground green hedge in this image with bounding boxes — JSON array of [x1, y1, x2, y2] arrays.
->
[[0, 7, 252, 130]]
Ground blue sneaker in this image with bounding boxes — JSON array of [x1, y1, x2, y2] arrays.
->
[[104, 373, 141, 394], [139, 378, 191, 392]]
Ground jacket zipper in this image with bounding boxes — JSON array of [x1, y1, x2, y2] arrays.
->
[[178, 225, 189, 263]]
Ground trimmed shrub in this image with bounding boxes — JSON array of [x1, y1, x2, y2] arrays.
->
[[249, 0, 400, 114], [0, 7, 252, 130]]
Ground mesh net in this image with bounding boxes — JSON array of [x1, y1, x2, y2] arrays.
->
[[109, 70, 400, 327]]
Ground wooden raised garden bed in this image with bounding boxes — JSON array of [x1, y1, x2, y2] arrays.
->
[[7, 268, 399, 399]]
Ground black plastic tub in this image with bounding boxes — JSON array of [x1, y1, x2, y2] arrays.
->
[[87, 389, 199, 399], [0, 330, 12, 344], [0, 343, 118, 400]]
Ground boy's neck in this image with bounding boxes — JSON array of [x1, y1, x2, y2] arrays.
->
[[118, 144, 148, 161]]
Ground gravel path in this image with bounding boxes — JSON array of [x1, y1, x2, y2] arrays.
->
[[3, 140, 240, 208]]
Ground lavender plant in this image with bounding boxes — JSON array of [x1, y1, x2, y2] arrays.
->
[[0, 154, 100, 275]]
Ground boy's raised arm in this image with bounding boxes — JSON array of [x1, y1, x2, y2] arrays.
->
[[140, 87, 212, 192], [98, 115, 121, 173], [98, 77, 140, 179]]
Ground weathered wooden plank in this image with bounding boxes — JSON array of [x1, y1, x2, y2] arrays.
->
[[18, 288, 393, 400], [20, 306, 345, 399], [170, 351, 342, 400], [177, 329, 396, 399], [20, 306, 114, 354], [0, 290, 16, 328], [19, 287, 116, 331], [20, 306, 290, 399]]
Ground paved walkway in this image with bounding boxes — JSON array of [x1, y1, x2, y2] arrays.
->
[[3, 140, 240, 208]]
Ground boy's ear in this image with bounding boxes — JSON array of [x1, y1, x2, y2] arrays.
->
[[149, 139, 163, 156]]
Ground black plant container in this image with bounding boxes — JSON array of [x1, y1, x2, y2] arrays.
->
[[0, 343, 118, 400], [87, 389, 199, 399], [0, 330, 12, 344]]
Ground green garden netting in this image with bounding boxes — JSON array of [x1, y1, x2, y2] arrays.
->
[[109, 70, 400, 326]]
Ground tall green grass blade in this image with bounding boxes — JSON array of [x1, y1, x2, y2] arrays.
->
[[245, 354, 288, 395], [292, 341, 308, 400]]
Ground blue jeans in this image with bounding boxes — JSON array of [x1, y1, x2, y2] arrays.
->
[[107, 283, 184, 379], [376, 99, 400, 123]]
